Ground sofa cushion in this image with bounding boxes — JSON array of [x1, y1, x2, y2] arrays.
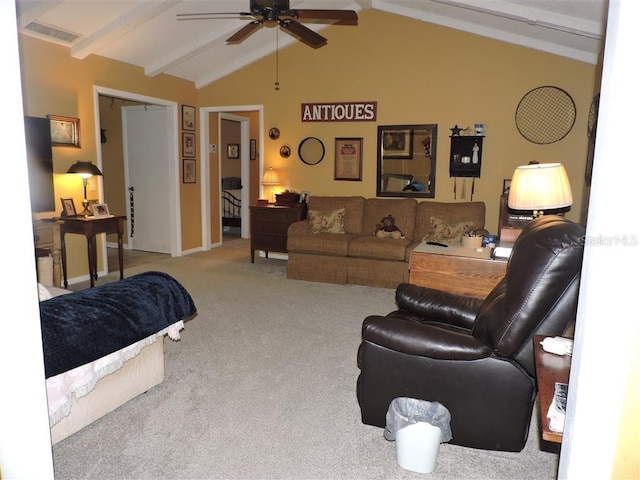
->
[[308, 208, 345, 234], [348, 236, 412, 261], [361, 198, 418, 241], [307, 196, 365, 235], [287, 232, 358, 256], [414, 201, 486, 240], [426, 216, 475, 244]]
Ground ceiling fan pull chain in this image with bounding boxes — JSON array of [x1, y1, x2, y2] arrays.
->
[[274, 28, 280, 91]]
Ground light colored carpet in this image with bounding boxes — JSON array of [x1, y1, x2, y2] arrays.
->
[[52, 238, 559, 479]]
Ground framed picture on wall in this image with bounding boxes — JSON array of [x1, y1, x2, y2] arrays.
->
[[227, 143, 239, 159], [334, 137, 363, 181], [183, 132, 196, 157], [183, 159, 196, 183], [250, 138, 257, 160], [382, 129, 412, 159], [48, 115, 80, 147], [182, 105, 195, 131]]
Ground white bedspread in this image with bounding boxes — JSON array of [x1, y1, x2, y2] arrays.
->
[[46, 320, 184, 426]]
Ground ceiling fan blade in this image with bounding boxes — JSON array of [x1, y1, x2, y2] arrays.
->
[[227, 21, 263, 44], [177, 12, 254, 20], [279, 19, 327, 48], [289, 9, 358, 26]]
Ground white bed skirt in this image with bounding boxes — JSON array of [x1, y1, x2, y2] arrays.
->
[[50, 339, 164, 445]]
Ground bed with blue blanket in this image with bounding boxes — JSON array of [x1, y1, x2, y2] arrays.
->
[[39, 271, 196, 444]]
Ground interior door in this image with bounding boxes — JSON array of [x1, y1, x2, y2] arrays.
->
[[123, 105, 172, 253]]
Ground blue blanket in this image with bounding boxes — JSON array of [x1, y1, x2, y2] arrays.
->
[[40, 271, 197, 378]]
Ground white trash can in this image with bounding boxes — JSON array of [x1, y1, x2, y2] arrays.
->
[[395, 421, 442, 473]]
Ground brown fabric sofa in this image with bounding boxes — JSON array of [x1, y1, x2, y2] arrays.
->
[[286, 196, 486, 288]]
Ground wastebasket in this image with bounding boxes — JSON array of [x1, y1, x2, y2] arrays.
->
[[385, 397, 452, 474]]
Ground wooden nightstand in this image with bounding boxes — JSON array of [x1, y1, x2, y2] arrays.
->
[[250, 204, 306, 263]]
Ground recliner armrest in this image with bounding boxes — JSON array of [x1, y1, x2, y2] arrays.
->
[[395, 283, 482, 330], [362, 314, 493, 360]]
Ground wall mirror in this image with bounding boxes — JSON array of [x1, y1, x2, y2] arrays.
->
[[377, 124, 437, 198], [298, 136, 325, 165]]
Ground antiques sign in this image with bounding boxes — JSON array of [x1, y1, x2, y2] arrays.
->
[[301, 101, 377, 122]]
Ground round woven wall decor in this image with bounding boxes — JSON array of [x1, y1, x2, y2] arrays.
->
[[515, 86, 576, 144]]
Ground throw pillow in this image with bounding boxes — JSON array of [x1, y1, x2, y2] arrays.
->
[[425, 216, 474, 244], [308, 208, 346, 234]]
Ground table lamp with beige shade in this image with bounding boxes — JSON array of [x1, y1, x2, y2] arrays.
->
[[261, 166, 281, 204]]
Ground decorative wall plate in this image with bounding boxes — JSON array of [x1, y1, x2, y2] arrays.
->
[[515, 86, 576, 144], [279, 145, 291, 158], [269, 127, 280, 140]]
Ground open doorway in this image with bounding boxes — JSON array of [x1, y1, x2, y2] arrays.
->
[[93, 86, 181, 275], [199, 106, 263, 250], [220, 118, 242, 240]]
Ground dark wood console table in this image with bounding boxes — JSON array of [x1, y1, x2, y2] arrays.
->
[[60, 215, 126, 288], [533, 334, 571, 444], [250, 205, 305, 263]]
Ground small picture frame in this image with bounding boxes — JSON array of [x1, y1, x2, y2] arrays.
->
[[48, 115, 80, 147], [182, 105, 195, 131], [183, 132, 196, 157], [227, 143, 239, 159], [91, 203, 110, 217], [299, 191, 310, 204], [183, 158, 196, 183], [503, 179, 512, 195], [334, 137, 363, 181], [250, 139, 257, 160], [60, 197, 77, 217], [382, 129, 413, 159]]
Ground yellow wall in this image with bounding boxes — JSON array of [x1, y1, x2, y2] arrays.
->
[[197, 10, 598, 232], [19, 9, 598, 270], [19, 34, 199, 277]]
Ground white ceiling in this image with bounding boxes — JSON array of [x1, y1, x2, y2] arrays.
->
[[16, 0, 608, 89]]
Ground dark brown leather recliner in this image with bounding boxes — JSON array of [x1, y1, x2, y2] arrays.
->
[[357, 215, 585, 451]]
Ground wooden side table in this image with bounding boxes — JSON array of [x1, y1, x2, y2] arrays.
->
[[409, 243, 507, 298], [250, 205, 305, 263], [533, 334, 571, 444], [60, 215, 126, 287]]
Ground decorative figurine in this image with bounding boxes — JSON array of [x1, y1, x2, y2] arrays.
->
[[472, 142, 479, 164]]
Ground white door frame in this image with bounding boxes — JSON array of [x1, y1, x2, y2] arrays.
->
[[93, 86, 181, 274], [199, 105, 264, 249]]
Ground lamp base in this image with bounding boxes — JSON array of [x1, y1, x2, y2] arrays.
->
[[78, 200, 93, 217]]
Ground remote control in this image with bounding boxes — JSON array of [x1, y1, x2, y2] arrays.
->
[[426, 241, 448, 247]]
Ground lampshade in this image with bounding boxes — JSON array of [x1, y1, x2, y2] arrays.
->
[[261, 167, 280, 186], [508, 162, 573, 214], [66, 161, 103, 178], [66, 161, 103, 216]]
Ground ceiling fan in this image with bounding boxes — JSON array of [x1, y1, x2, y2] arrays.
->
[[177, 0, 358, 49]]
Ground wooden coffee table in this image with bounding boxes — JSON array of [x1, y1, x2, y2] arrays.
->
[[409, 242, 507, 298]]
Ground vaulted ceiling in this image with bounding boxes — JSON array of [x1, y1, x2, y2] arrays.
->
[[16, 0, 608, 89]]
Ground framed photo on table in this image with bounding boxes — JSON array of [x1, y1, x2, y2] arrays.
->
[[182, 105, 195, 131], [334, 138, 363, 181], [91, 203, 110, 217], [60, 198, 77, 217]]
